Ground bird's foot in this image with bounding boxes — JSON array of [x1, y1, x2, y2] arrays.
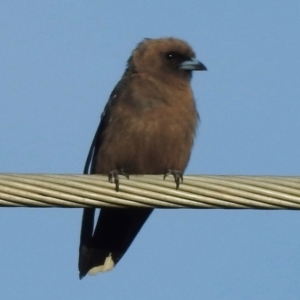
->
[[163, 169, 183, 189], [108, 169, 129, 192]]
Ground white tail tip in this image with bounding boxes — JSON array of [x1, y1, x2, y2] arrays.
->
[[88, 253, 115, 275]]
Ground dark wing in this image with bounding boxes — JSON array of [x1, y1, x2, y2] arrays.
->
[[79, 77, 153, 279], [79, 79, 127, 274], [83, 78, 127, 175]]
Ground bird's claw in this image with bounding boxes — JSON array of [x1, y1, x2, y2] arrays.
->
[[108, 169, 129, 192], [163, 169, 183, 189]]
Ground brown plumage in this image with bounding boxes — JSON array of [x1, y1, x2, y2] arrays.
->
[[79, 37, 206, 279]]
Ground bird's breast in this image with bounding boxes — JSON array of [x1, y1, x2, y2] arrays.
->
[[95, 99, 198, 174]]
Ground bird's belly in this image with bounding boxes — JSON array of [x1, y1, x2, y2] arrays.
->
[[96, 113, 195, 174]]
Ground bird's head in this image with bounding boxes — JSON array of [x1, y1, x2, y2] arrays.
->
[[127, 37, 206, 83]]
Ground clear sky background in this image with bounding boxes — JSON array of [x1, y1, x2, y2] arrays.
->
[[1, 1, 300, 299]]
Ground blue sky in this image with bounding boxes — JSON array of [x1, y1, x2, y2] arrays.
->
[[1, 1, 300, 299]]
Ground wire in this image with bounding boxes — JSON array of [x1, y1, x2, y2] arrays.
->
[[0, 174, 299, 209]]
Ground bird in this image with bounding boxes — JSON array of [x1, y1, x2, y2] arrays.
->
[[78, 37, 207, 279]]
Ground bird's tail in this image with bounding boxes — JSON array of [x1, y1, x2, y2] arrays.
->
[[79, 208, 153, 279]]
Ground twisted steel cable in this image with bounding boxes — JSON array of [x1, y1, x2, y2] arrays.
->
[[0, 174, 299, 209]]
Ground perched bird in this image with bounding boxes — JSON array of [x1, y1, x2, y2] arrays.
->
[[79, 37, 206, 279]]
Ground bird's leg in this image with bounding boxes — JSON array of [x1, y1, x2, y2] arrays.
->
[[108, 169, 129, 192], [163, 169, 183, 189]]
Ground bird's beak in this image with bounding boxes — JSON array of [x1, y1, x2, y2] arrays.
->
[[180, 58, 207, 71]]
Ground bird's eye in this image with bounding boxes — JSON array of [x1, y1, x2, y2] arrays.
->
[[166, 52, 176, 60]]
